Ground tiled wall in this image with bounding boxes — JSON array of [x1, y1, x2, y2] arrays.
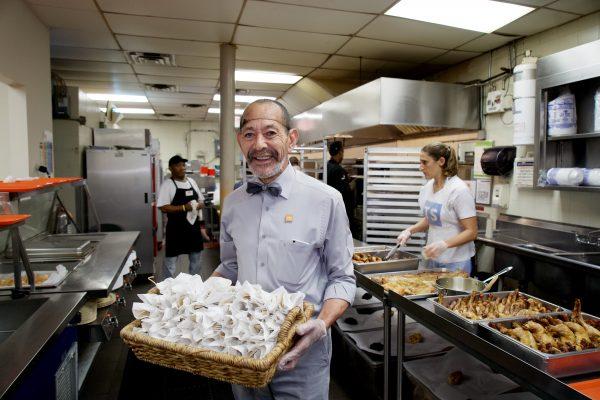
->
[[428, 12, 600, 228]]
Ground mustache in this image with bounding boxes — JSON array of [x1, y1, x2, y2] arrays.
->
[[248, 148, 280, 162]]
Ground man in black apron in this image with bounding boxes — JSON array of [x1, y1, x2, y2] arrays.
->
[[157, 155, 207, 279]]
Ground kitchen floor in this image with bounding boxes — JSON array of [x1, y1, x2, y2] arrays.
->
[[79, 247, 355, 400]]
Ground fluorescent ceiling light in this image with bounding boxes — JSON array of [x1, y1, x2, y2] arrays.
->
[[208, 108, 244, 115], [99, 107, 155, 114], [385, 0, 534, 33], [89, 93, 148, 102], [235, 70, 301, 84], [213, 94, 277, 103]]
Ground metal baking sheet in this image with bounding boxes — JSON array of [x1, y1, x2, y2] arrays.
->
[[428, 291, 566, 333], [364, 268, 458, 300], [353, 247, 419, 273], [478, 312, 600, 377]]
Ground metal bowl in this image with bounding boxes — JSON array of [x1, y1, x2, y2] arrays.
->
[[434, 277, 489, 296]]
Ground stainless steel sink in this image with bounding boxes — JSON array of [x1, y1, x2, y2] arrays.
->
[[0, 298, 48, 341], [516, 241, 600, 254]]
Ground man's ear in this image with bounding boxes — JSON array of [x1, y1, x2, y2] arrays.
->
[[288, 128, 299, 150]]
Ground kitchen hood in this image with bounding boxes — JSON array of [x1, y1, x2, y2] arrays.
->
[[292, 77, 480, 146]]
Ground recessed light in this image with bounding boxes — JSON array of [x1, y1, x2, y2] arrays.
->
[[99, 107, 155, 114], [213, 94, 277, 103], [384, 0, 534, 33], [235, 70, 301, 84], [208, 108, 244, 115], [89, 93, 148, 102]]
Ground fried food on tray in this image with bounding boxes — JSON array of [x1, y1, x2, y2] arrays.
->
[[490, 299, 600, 354], [372, 271, 468, 296], [408, 332, 423, 344], [441, 290, 559, 320], [352, 252, 383, 263], [0, 273, 49, 287], [447, 370, 463, 385]]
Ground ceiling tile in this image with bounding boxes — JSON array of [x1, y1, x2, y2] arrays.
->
[[29, 4, 107, 31], [308, 69, 361, 80], [147, 92, 215, 101], [51, 46, 126, 62], [457, 33, 517, 52], [50, 28, 119, 49], [138, 75, 217, 86], [358, 16, 483, 50], [240, 1, 372, 35], [236, 46, 328, 67], [236, 61, 313, 75], [51, 59, 134, 73], [98, 0, 243, 23], [69, 81, 146, 92], [234, 26, 348, 53], [428, 50, 481, 65], [175, 55, 220, 69], [133, 65, 219, 79], [496, 0, 555, 6], [116, 35, 220, 57], [338, 37, 446, 63], [26, 0, 96, 10], [235, 81, 294, 92], [105, 13, 234, 41], [269, 0, 396, 13], [547, 0, 600, 15], [54, 71, 139, 82], [177, 85, 218, 94], [496, 8, 579, 36]]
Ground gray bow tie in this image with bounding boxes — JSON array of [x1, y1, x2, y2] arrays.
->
[[246, 181, 282, 197]]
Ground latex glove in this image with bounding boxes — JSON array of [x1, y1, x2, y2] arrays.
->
[[196, 202, 203, 210], [423, 241, 448, 260], [396, 229, 412, 246], [278, 319, 327, 372]]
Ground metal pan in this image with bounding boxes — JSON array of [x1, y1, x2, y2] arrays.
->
[[434, 266, 513, 296], [353, 247, 419, 273], [364, 268, 462, 300], [428, 291, 566, 333], [478, 312, 600, 377]]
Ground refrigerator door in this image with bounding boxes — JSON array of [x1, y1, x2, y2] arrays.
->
[[86, 148, 154, 274]]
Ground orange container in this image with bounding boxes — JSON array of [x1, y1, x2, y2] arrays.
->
[[0, 214, 31, 227], [570, 378, 600, 399]]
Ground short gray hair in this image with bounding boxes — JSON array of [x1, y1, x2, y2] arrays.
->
[[239, 99, 291, 130]]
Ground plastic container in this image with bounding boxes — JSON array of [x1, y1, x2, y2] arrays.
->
[[594, 88, 600, 133], [583, 168, 600, 187], [546, 168, 584, 186], [0, 192, 14, 214], [548, 88, 577, 137]]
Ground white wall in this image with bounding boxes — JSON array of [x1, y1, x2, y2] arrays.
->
[[0, 82, 29, 178], [118, 119, 220, 174], [429, 12, 600, 228], [0, 0, 52, 175]]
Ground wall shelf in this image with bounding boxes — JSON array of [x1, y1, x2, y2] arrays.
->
[[536, 185, 600, 193], [547, 132, 600, 141]]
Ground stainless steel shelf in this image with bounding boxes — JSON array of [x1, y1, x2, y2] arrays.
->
[[536, 185, 600, 193], [547, 132, 600, 141]]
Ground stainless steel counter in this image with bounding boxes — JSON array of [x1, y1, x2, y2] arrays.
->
[[1, 231, 139, 298], [0, 292, 86, 398]]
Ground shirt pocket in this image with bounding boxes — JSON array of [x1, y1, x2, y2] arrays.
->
[[275, 239, 317, 291]]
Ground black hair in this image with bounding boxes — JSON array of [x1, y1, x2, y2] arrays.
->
[[239, 99, 291, 130], [329, 141, 343, 157]]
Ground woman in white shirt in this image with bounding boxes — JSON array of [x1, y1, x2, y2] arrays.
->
[[397, 142, 477, 273]]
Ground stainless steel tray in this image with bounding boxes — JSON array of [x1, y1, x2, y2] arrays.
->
[[479, 312, 600, 377], [353, 247, 419, 273], [365, 268, 458, 300], [428, 291, 566, 333]]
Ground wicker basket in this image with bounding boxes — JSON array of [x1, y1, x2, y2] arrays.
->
[[121, 287, 314, 388]]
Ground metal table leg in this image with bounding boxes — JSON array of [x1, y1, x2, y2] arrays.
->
[[396, 310, 405, 400], [383, 298, 391, 400], [10, 226, 35, 293]]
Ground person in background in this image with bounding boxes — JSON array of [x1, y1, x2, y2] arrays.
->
[[157, 155, 210, 279], [325, 141, 356, 235], [397, 142, 477, 273], [212, 99, 355, 400], [289, 156, 302, 171]]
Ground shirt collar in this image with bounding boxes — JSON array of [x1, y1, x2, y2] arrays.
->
[[247, 163, 295, 199]]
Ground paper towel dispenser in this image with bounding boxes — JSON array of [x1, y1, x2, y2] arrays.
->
[[480, 146, 517, 176]]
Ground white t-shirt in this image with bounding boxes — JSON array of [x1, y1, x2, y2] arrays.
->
[[157, 177, 204, 208], [418, 175, 476, 263]]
